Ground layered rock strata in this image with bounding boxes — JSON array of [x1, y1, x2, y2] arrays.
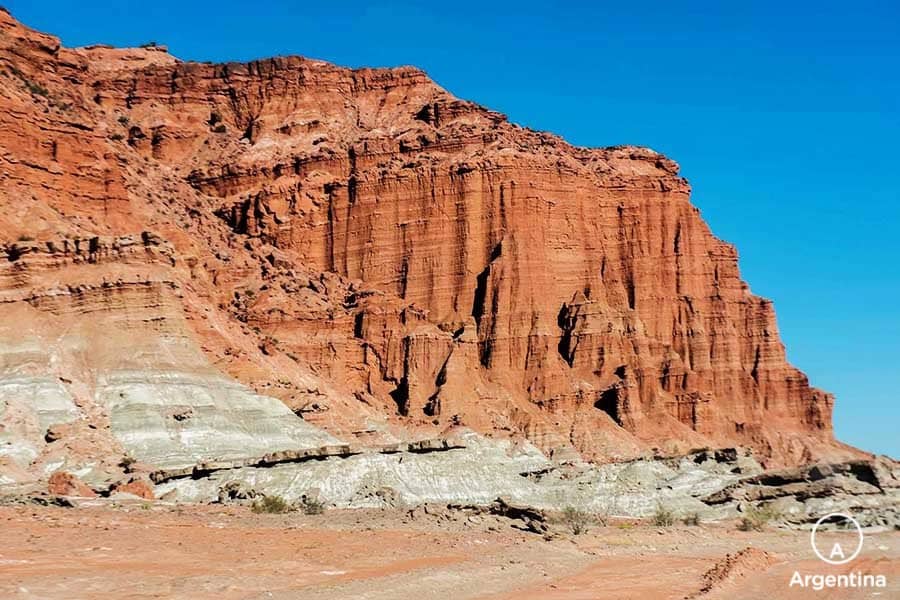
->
[[0, 9, 863, 491]]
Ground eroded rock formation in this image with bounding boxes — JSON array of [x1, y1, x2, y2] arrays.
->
[[0, 9, 863, 489]]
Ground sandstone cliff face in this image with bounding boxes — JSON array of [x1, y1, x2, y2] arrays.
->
[[0, 9, 856, 479]]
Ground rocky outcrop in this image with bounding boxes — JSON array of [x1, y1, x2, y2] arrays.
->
[[153, 432, 753, 513], [0, 230, 341, 479], [704, 456, 900, 527], [152, 440, 897, 527], [0, 7, 865, 491], [148, 437, 465, 484], [109, 477, 155, 499], [47, 471, 96, 497]]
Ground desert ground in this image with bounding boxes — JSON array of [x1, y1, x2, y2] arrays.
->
[[1, 501, 896, 600]]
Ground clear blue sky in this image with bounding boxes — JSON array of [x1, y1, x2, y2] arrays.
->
[[8, 1, 897, 457]]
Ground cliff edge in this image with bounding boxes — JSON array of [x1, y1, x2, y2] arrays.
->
[[0, 10, 864, 486]]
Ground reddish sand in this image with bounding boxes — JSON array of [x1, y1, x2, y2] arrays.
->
[[1, 503, 896, 599]]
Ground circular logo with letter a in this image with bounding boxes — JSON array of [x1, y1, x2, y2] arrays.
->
[[810, 512, 864, 565]]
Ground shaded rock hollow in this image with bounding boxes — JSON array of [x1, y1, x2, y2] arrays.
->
[[0, 9, 862, 488]]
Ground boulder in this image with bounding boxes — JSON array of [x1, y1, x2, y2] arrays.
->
[[47, 471, 96, 498]]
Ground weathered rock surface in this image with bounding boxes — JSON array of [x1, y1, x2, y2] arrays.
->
[[0, 230, 339, 486], [47, 471, 96, 497], [0, 9, 869, 498], [155, 435, 757, 517], [151, 436, 899, 525], [705, 455, 900, 527], [109, 477, 155, 499]]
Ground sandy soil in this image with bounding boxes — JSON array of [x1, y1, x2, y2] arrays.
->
[[1, 502, 897, 599]]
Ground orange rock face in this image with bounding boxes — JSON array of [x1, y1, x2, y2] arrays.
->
[[0, 10, 856, 467]]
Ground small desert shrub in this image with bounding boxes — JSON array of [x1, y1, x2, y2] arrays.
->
[[738, 504, 781, 531], [16, 234, 34, 242], [7, 67, 49, 97], [683, 512, 701, 526], [299, 495, 325, 515], [252, 495, 293, 514], [25, 80, 49, 97], [119, 454, 136, 471], [562, 506, 592, 535], [652, 504, 676, 527], [109, 133, 124, 141], [117, 115, 130, 125]]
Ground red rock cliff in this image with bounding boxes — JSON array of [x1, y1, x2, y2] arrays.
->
[[0, 10, 856, 466]]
